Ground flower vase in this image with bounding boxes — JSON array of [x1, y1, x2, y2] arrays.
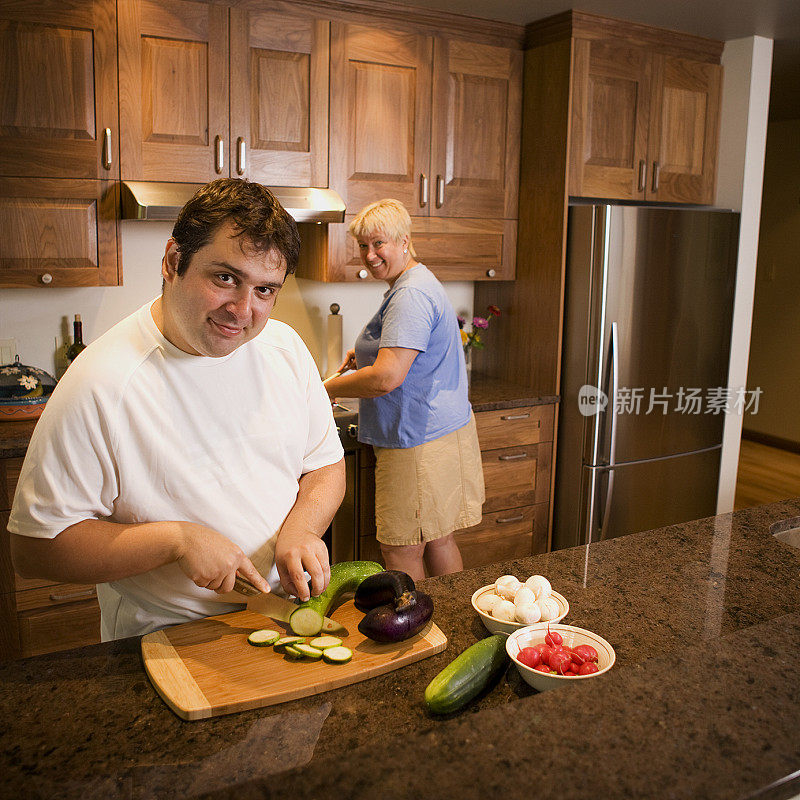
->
[[464, 346, 473, 388]]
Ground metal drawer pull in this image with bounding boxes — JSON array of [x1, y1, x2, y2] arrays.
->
[[49, 587, 97, 602], [420, 174, 428, 207], [652, 161, 660, 192], [500, 413, 531, 421], [237, 137, 246, 175], [638, 159, 646, 191], [496, 514, 524, 524], [498, 452, 528, 461], [215, 135, 224, 174], [102, 128, 113, 170], [435, 175, 444, 207]]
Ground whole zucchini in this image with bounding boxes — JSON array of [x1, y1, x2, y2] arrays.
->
[[289, 561, 382, 636], [424, 634, 508, 715]]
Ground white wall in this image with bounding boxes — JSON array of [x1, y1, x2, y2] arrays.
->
[[0, 222, 474, 377], [716, 36, 774, 513]]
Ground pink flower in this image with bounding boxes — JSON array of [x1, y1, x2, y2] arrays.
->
[[472, 316, 489, 330]]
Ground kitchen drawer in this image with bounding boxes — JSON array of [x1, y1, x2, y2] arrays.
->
[[456, 502, 548, 569], [0, 457, 22, 510], [482, 441, 551, 513], [475, 404, 554, 450], [15, 582, 97, 612], [18, 599, 101, 658]]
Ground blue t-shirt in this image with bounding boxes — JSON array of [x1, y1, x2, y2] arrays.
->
[[355, 264, 471, 448]]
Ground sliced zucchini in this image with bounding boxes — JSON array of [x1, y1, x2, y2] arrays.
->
[[322, 646, 353, 664], [309, 636, 343, 650], [273, 636, 306, 652], [247, 629, 280, 647], [284, 645, 306, 660], [293, 644, 324, 660]]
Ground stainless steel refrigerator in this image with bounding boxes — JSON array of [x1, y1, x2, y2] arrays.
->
[[552, 203, 740, 551]]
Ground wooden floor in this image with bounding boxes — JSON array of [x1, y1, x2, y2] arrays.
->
[[734, 439, 800, 510]]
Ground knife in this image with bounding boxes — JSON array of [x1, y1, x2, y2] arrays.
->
[[234, 575, 347, 635]]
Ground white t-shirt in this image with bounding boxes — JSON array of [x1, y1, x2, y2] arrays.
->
[[8, 302, 343, 639]]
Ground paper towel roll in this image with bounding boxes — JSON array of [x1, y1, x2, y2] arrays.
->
[[326, 304, 343, 378]]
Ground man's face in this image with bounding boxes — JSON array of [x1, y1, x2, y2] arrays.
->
[[159, 220, 287, 357]]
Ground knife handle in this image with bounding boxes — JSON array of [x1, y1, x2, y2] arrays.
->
[[234, 575, 261, 597]]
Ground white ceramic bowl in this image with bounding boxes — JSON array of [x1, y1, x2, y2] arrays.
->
[[506, 623, 616, 692], [471, 584, 569, 635]]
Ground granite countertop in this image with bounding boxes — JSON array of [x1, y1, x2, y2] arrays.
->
[[3, 500, 800, 799]]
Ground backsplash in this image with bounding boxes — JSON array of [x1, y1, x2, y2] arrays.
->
[[0, 222, 474, 377]]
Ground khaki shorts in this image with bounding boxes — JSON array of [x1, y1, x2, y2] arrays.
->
[[373, 413, 485, 546]]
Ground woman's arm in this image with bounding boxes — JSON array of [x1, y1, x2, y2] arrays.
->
[[324, 346, 418, 398]]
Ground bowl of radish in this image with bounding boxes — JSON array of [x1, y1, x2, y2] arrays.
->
[[506, 623, 615, 692], [471, 574, 569, 636]]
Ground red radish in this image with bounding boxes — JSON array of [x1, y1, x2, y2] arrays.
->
[[544, 625, 563, 648], [534, 663, 552, 674], [578, 662, 599, 675], [549, 650, 572, 675], [518, 647, 542, 668], [531, 643, 550, 657], [572, 644, 599, 663]]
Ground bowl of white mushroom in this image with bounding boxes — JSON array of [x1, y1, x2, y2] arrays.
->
[[471, 574, 569, 635]]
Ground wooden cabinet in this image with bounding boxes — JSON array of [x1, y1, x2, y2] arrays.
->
[[300, 21, 521, 283], [0, 455, 101, 662], [569, 33, 722, 204], [0, 0, 120, 287]]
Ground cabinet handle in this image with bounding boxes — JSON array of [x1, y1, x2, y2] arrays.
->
[[435, 175, 444, 208], [357, 269, 368, 280], [486, 269, 496, 278], [49, 587, 97, 602], [498, 452, 529, 461], [500, 412, 532, 421], [102, 128, 113, 170], [420, 174, 428, 207], [652, 161, 660, 192], [638, 159, 646, 192], [237, 137, 246, 175], [215, 135, 224, 174], [496, 513, 524, 524], [40, 273, 53, 284]]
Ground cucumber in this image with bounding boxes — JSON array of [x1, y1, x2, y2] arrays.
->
[[424, 634, 509, 715], [321, 646, 352, 664], [273, 636, 306, 652], [309, 636, 343, 650], [293, 644, 323, 660], [289, 561, 382, 637], [247, 629, 280, 647]]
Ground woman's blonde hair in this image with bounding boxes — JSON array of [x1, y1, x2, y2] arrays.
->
[[348, 198, 418, 258]]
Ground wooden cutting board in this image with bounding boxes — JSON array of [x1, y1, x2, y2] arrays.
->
[[141, 600, 447, 720]]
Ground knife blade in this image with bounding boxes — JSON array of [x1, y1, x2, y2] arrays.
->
[[234, 575, 347, 634]]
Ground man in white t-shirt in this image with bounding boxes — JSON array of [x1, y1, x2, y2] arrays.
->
[[8, 179, 345, 639]]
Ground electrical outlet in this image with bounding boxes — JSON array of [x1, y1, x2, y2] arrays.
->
[[0, 338, 17, 365]]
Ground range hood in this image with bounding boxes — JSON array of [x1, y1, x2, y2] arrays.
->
[[120, 181, 346, 223]]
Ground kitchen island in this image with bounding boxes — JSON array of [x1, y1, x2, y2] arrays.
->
[[2, 499, 799, 800]]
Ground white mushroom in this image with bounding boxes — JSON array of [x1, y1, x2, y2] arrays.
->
[[495, 575, 522, 601], [513, 586, 536, 608], [492, 599, 518, 622], [514, 601, 542, 625], [476, 592, 502, 614], [537, 595, 560, 622], [525, 575, 552, 601]]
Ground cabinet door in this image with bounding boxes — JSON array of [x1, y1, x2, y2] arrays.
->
[[0, 0, 118, 180], [430, 39, 521, 218], [230, 10, 328, 187], [118, 0, 228, 182], [569, 38, 651, 200], [329, 22, 432, 213], [0, 178, 119, 287], [647, 55, 722, 204]]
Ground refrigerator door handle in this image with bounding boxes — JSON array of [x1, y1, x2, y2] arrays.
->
[[599, 322, 619, 538]]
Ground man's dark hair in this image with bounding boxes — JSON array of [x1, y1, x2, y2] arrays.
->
[[171, 179, 300, 276]]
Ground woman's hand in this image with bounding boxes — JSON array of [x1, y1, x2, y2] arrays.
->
[[336, 349, 357, 375], [175, 522, 271, 595]]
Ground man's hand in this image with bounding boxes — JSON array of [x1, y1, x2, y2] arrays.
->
[[176, 522, 272, 595], [274, 527, 331, 601]]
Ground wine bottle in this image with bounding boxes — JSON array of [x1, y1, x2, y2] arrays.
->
[[65, 314, 87, 365]]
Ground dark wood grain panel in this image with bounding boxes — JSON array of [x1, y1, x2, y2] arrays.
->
[[481, 441, 551, 513], [18, 599, 101, 657], [475, 404, 554, 450], [0, 458, 22, 511]]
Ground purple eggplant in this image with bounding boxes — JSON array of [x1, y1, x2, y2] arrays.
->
[[354, 570, 416, 612], [357, 590, 434, 643]]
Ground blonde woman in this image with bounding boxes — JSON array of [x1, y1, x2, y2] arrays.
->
[[324, 199, 484, 580]]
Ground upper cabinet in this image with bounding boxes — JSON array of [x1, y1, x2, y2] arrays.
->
[[568, 21, 722, 204], [329, 22, 521, 219], [0, 0, 120, 287], [119, 0, 329, 186]]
